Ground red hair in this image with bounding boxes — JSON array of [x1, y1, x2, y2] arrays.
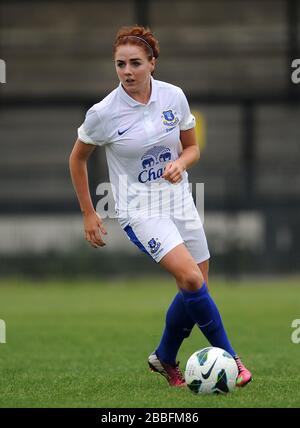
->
[[113, 25, 160, 60]]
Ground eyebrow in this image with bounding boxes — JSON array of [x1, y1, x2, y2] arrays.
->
[[116, 58, 143, 62]]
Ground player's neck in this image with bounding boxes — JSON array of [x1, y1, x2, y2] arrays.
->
[[124, 79, 152, 105]]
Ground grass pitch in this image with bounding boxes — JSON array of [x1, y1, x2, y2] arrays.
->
[[0, 277, 299, 408]]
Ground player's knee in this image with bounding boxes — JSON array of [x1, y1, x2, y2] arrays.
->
[[179, 269, 204, 291]]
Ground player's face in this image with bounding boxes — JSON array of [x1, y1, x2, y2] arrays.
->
[[115, 44, 155, 96]]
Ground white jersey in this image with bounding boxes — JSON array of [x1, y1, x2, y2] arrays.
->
[[78, 77, 196, 227]]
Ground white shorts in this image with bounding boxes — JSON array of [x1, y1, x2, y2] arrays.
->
[[123, 205, 210, 264]]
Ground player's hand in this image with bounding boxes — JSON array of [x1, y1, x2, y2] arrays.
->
[[83, 212, 107, 248], [162, 159, 185, 184]]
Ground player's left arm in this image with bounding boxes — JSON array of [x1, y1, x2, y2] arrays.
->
[[163, 127, 200, 184]]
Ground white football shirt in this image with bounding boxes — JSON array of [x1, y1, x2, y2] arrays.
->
[[78, 77, 196, 227]]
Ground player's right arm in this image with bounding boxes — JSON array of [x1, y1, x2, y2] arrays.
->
[[69, 139, 107, 248]]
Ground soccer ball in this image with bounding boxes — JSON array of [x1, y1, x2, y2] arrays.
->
[[185, 347, 238, 395]]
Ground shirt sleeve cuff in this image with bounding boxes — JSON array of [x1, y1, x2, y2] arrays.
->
[[77, 124, 97, 145], [180, 114, 196, 131]]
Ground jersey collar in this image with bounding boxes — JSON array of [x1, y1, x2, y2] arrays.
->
[[118, 76, 157, 107]]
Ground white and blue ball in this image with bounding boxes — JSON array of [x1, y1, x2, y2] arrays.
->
[[185, 347, 238, 395]]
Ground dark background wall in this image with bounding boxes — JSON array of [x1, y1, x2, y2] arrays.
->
[[0, 0, 299, 276]]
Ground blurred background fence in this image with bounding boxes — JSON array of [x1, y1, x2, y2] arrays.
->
[[0, 0, 299, 277]]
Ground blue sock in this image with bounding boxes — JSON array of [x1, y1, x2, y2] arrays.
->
[[156, 292, 195, 365], [181, 283, 236, 357]]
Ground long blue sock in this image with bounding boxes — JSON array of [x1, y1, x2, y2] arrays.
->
[[181, 283, 236, 356], [156, 292, 195, 365]]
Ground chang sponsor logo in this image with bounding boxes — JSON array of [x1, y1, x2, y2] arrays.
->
[[138, 145, 171, 183]]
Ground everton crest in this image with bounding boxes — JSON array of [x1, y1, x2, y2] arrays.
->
[[148, 238, 161, 254], [162, 109, 179, 127]]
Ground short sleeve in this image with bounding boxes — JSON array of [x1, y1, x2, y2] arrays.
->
[[178, 89, 196, 131], [77, 108, 107, 146]]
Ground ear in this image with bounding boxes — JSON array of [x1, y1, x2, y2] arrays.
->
[[150, 57, 156, 73]]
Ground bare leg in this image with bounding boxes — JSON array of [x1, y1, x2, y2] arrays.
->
[[198, 259, 209, 287], [159, 243, 236, 356], [160, 243, 204, 291]]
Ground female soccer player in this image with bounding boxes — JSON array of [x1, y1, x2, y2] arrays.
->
[[69, 25, 252, 388]]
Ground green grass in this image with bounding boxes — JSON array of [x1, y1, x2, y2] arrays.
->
[[0, 277, 300, 408]]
